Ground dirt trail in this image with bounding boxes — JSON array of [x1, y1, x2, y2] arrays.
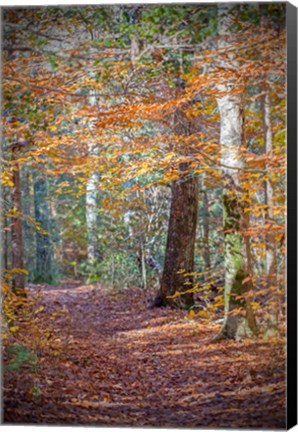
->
[[4, 283, 286, 428]]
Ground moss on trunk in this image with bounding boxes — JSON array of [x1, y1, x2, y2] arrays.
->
[[215, 192, 258, 340]]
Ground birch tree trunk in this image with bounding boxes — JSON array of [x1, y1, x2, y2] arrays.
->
[[139, 242, 147, 290], [262, 91, 279, 329], [86, 161, 99, 263], [263, 93, 277, 278], [86, 91, 99, 264], [215, 4, 257, 340]]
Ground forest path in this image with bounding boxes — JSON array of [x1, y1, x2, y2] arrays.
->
[[4, 282, 285, 428]]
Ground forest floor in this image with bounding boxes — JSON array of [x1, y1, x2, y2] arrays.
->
[[3, 282, 286, 428]]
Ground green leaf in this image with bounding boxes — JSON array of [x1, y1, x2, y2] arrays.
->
[[5, 344, 37, 372], [49, 56, 58, 71]]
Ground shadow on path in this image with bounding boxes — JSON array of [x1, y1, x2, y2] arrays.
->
[[3, 282, 286, 428]]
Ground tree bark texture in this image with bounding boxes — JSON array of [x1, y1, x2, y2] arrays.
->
[[3, 189, 10, 271], [157, 162, 198, 308], [262, 91, 279, 328], [202, 188, 211, 276], [4, 212, 9, 271], [262, 92, 277, 279], [86, 167, 99, 262], [215, 4, 257, 339], [86, 90, 100, 263], [153, 79, 200, 308]]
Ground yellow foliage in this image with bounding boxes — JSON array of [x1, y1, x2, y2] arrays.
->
[[9, 268, 29, 275], [1, 171, 14, 187], [197, 310, 209, 319], [167, 291, 181, 299], [34, 306, 45, 315], [187, 310, 196, 320]]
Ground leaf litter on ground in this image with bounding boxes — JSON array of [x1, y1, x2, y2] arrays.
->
[[3, 282, 286, 428]]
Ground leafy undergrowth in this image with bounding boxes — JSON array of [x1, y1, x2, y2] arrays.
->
[[3, 282, 286, 428]]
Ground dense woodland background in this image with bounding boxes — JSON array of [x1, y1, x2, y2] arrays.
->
[[1, 3, 287, 427]]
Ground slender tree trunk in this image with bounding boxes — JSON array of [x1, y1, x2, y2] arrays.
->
[[11, 146, 26, 296], [258, 7, 280, 332], [262, 91, 279, 328], [3, 189, 10, 271], [130, 34, 139, 68], [86, 166, 98, 262], [34, 173, 52, 282], [22, 170, 36, 276], [202, 188, 211, 277], [215, 4, 257, 340], [4, 213, 9, 271], [86, 89, 99, 265], [263, 92, 277, 277], [111, 254, 115, 289], [140, 242, 147, 290]]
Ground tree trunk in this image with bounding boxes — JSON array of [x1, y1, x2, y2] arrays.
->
[[152, 76, 201, 309], [263, 92, 277, 277], [202, 188, 211, 277], [215, 4, 257, 340], [259, 7, 280, 331], [140, 242, 147, 290], [262, 91, 279, 329], [86, 167, 99, 262], [11, 147, 26, 296], [155, 162, 198, 308], [3, 189, 10, 271], [34, 173, 52, 282], [216, 186, 257, 340], [4, 212, 9, 271], [86, 90, 99, 265], [22, 169, 36, 276]]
